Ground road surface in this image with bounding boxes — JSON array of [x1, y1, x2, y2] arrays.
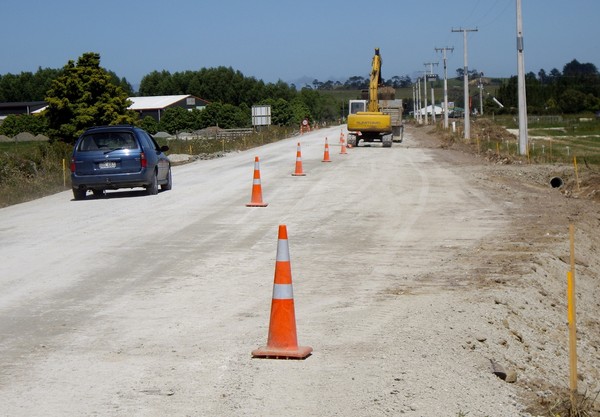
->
[[0, 125, 577, 416]]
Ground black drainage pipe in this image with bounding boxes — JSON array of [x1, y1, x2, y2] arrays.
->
[[550, 177, 564, 188]]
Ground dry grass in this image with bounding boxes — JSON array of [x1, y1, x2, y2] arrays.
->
[[0, 141, 72, 208], [526, 386, 600, 417]]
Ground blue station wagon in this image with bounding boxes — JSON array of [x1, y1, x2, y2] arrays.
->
[[70, 125, 172, 200]]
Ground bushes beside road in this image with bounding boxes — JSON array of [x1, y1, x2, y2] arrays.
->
[[0, 140, 72, 208]]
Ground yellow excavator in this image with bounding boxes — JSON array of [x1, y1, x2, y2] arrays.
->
[[347, 48, 393, 148]]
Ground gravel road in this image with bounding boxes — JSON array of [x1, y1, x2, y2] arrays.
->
[[1, 124, 598, 416]]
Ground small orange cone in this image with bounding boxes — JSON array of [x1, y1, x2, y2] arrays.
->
[[246, 156, 268, 207], [252, 225, 312, 359], [339, 130, 345, 144], [291, 142, 306, 176], [340, 139, 348, 155], [322, 138, 331, 162]]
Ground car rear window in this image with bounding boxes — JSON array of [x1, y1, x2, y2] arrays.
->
[[78, 132, 139, 152]]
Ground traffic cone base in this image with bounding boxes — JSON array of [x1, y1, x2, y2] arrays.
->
[[251, 345, 313, 359]]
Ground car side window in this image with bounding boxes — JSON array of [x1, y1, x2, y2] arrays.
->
[[139, 130, 161, 152], [138, 131, 154, 149], [149, 135, 162, 152]]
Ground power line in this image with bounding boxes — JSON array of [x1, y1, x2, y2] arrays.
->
[[461, 0, 483, 27], [477, 0, 513, 28]]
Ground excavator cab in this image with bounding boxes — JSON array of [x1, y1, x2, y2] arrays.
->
[[349, 100, 367, 115]]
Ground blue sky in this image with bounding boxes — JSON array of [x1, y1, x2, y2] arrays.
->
[[1, 0, 599, 88]]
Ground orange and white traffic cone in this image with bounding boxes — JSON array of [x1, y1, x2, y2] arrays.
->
[[339, 130, 344, 144], [340, 139, 348, 155], [322, 138, 331, 162], [291, 142, 306, 176], [246, 156, 268, 207], [252, 225, 312, 359]]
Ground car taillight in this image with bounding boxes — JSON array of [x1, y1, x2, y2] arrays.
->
[[140, 152, 147, 168], [70, 157, 76, 173]]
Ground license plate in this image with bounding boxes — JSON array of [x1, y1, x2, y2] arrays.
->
[[99, 161, 116, 169]]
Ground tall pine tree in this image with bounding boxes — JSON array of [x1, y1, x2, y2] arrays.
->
[[45, 52, 137, 142]]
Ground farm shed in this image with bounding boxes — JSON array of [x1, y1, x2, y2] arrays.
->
[[128, 95, 209, 121]]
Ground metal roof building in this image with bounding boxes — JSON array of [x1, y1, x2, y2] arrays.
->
[[128, 95, 209, 121], [0, 101, 47, 120], [0, 95, 210, 122]]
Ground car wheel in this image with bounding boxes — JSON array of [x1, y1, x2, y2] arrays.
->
[[147, 171, 159, 195], [72, 187, 87, 200], [161, 167, 172, 191]]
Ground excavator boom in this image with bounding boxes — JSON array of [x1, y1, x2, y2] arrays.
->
[[368, 49, 383, 112]]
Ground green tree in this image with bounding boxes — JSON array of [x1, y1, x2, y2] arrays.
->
[[0, 114, 48, 136], [139, 70, 177, 96], [262, 98, 294, 126], [139, 67, 298, 108], [192, 102, 249, 129], [237, 103, 251, 127], [344, 76, 368, 89], [157, 106, 194, 133], [262, 80, 296, 103], [290, 98, 311, 126], [217, 103, 246, 128], [563, 59, 598, 77], [544, 97, 560, 113], [139, 116, 160, 134], [107, 70, 134, 96], [496, 76, 518, 109], [196, 103, 221, 128], [0, 67, 62, 102], [559, 89, 587, 113], [44, 52, 138, 142], [586, 93, 600, 111], [297, 88, 337, 123]]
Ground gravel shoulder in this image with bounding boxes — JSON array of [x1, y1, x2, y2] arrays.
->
[[0, 124, 598, 416], [415, 123, 600, 415]]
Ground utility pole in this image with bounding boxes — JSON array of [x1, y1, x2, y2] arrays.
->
[[416, 80, 422, 124], [452, 27, 478, 139], [431, 75, 437, 124], [421, 73, 428, 125], [516, 0, 528, 155], [435, 47, 454, 129], [412, 84, 417, 121], [478, 72, 484, 116], [425, 62, 439, 123]]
